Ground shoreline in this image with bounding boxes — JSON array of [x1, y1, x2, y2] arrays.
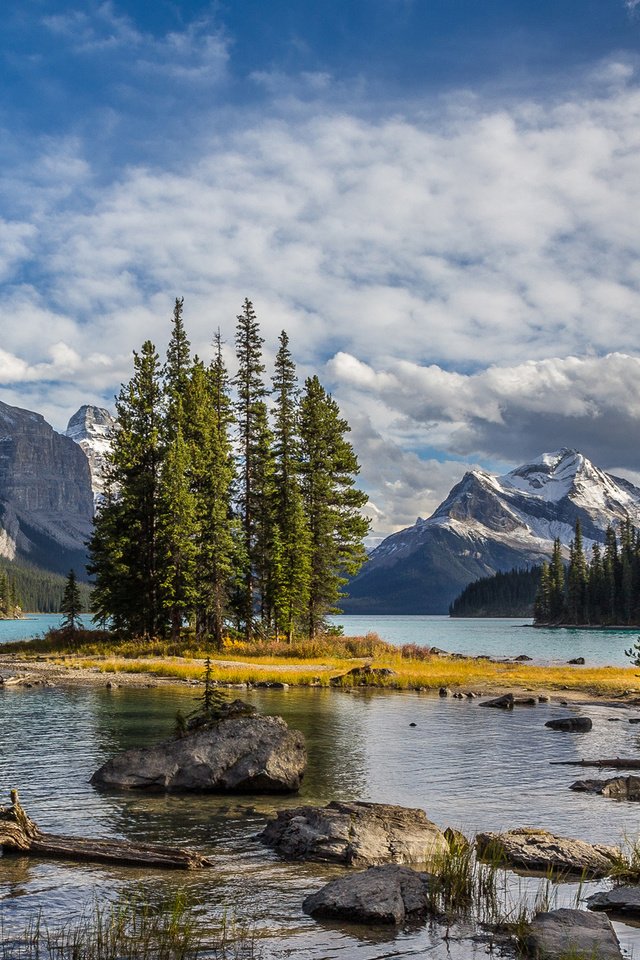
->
[[2, 650, 640, 708]]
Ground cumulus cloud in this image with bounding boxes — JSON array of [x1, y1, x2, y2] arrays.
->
[[329, 352, 640, 474], [1, 57, 640, 534]]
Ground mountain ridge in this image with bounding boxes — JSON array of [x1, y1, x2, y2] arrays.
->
[[343, 448, 640, 615]]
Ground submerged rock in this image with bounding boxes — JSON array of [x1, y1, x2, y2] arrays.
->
[[526, 908, 621, 959], [475, 828, 619, 878], [480, 693, 514, 709], [587, 885, 640, 917], [545, 716, 592, 732], [260, 800, 448, 867], [570, 775, 640, 800], [302, 864, 434, 925], [91, 708, 306, 793]]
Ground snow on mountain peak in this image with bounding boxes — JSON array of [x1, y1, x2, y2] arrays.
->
[[65, 405, 116, 505]]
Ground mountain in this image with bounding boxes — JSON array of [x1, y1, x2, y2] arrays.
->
[[343, 449, 640, 615], [0, 399, 94, 577], [65, 405, 116, 503]]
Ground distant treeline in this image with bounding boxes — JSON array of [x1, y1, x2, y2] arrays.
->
[[449, 566, 542, 618], [0, 559, 92, 614], [534, 520, 640, 626]]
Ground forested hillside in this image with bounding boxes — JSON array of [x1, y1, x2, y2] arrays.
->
[[0, 559, 92, 613], [449, 567, 542, 618]]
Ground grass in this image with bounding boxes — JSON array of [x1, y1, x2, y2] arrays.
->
[[0, 892, 260, 960], [4, 627, 640, 696]]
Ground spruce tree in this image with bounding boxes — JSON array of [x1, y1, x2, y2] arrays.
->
[[185, 349, 239, 647], [233, 299, 270, 639], [271, 331, 311, 641], [548, 538, 566, 622], [89, 340, 164, 637], [299, 375, 370, 637], [60, 569, 82, 631], [157, 414, 198, 640], [566, 521, 588, 624]]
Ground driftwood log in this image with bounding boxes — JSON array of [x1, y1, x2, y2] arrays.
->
[[551, 758, 640, 770], [0, 790, 212, 870]]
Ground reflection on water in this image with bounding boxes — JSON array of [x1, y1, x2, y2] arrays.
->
[[2, 684, 640, 957]]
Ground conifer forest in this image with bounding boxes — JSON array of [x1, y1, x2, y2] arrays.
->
[[88, 298, 370, 643]]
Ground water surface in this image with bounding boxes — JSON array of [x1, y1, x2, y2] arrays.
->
[[2, 684, 640, 957]]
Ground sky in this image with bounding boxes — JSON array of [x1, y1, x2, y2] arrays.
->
[[1, 0, 640, 541]]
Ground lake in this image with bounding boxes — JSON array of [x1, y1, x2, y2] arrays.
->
[[2, 614, 639, 666], [2, 683, 640, 958]]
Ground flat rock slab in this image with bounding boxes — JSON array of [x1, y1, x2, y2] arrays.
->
[[545, 717, 592, 732], [526, 908, 622, 959], [475, 829, 619, 878], [303, 864, 434, 925], [260, 800, 448, 867], [91, 713, 306, 793], [587, 885, 640, 916], [480, 693, 514, 709], [570, 776, 640, 800]]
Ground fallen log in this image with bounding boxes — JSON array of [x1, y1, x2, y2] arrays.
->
[[551, 758, 640, 770], [0, 790, 212, 870]]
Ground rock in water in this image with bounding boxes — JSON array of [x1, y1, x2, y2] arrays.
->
[[526, 908, 622, 959], [259, 800, 448, 866], [479, 693, 514, 709], [587, 885, 640, 917], [545, 717, 592, 732], [476, 828, 619, 878], [302, 865, 434, 925], [570, 775, 640, 800], [91, 713, 306, 793]]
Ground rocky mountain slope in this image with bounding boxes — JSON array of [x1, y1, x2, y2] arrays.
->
[[65, 405, 116, 504], [343, 450, 640, 615], [0, 399, 94, 577]]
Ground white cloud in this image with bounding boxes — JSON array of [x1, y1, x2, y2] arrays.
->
[[2, 62, 640, 534]]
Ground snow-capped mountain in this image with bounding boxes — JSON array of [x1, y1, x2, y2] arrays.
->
[[343, 449, 640, 615], [65, 405, 116, 505]]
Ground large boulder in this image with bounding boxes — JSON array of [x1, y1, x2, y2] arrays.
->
[[475, 829, 619, 879], [259, 800, 448, 867], [545, 717, 592, 732], [91, 711, 306, 793], [587, 885, 640, 917], [570, 776, 640, 800], [525, 908, 622, 959], [302, 864, 434, 925]]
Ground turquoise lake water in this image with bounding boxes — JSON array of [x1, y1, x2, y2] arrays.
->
[[2, 614, 638, 667]]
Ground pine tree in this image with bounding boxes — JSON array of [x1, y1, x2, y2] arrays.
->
[[164, 297, 191, 423], [157, 414, 198, 640], [60, 569, 82, 631], [548, 538, 566, 623], [185, 348, 239, 647], [566, 521, 588, 624], [233, 299, 270, 639], [271, 331, 311, 641], [89, 341, 164, 637], [533, 562, 551, 622], [299, 375, 370, 637]]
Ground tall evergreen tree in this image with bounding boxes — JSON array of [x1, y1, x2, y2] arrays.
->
[[566, 521, 588, 624], [233, 299, 270, 639], [299, 375, 369, 637], [270, 331, 311, 641], [185, 349, 239, 647], [548, 537, 566, 622], [60, 569, 82, 631], [89, 341, 164, 637]]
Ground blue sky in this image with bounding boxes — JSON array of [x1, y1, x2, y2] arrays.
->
[[1, 0, 640, 537]]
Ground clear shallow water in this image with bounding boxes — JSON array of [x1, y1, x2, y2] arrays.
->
[[0, 614, 91, 643], [2, 684, 640, 958], [331, 614, 640, 667]]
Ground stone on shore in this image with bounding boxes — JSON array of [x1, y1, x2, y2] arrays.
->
[[525, 908, 622, 959], [475, 828, 619, 878], [259, 800, 448, 867], [545, 716, 592, 732], [587, 885, 640, 917], [480, 693, 514, 709], [91, 707, 306, 793], [570, 775, 640, 800], [302, 864, 434, 925]]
